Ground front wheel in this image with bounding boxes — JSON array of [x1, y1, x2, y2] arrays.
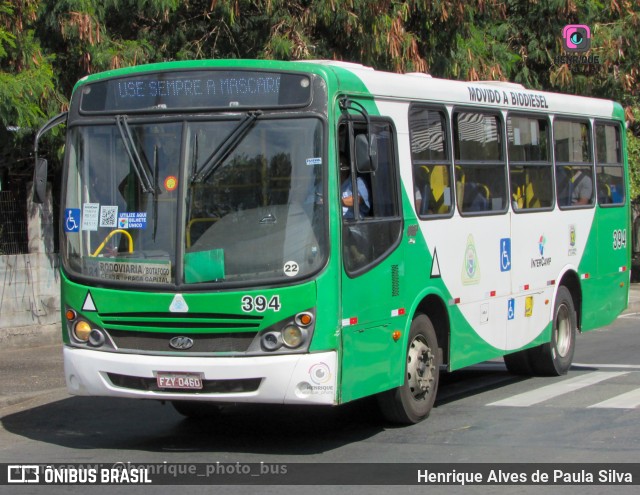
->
[[377, 314, 440, 424]]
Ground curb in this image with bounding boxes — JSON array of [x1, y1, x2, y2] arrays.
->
[[0, 388, 68, 412], [0, 323, 60, 350]]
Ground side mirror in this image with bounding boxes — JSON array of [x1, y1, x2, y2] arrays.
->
[[33, 111, 67, 204], [355, 134, 378, 173], [33, 157, 48, 204]]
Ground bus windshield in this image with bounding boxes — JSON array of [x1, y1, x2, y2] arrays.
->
[[62, 116, 326, 287]]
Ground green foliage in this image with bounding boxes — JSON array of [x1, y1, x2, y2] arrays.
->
[[628, 131, 640, 200], [1, 0, 640, 190], [0, 0, 66, 179]]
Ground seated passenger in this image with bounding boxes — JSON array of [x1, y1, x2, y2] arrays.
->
[[340, 156, 370, 219]]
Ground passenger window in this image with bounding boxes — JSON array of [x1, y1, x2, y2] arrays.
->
[[409, 106, 453, 217], [453, 111, 507, 214], [596, 123, 625, 206], [507, 115, 553, 211], [554, 120, 594, 208], [339, 120, 402, 274]]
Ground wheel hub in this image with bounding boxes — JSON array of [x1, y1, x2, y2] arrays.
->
[[407, 337, 435, 399]]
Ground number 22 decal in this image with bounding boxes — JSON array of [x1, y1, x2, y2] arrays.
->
[[241, 295, 281, 313]]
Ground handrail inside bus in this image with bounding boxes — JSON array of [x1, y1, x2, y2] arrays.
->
[[91, 229, 134, 257]]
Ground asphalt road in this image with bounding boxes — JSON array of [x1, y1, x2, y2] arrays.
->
[[1, 313, 639, 494]]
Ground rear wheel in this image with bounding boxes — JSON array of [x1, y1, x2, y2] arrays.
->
[[530, 286, 576, 376], [377, 314, 440, 424], [503, 349, 534, 375]]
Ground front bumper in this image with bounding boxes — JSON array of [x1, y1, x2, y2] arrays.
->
[[64, 346, 338, 405]]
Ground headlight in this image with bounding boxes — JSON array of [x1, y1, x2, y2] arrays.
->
[[254, 309, 315, 353], [73, 320, 92, 342], [282, 325, 304, 348], [88, 328, 106, 347], [261, 331, 282, 351]]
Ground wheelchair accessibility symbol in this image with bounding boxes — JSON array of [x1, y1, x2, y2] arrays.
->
[[500, 238, 511, 272], [508, 298, 515, 320], [64, 208, 80, 232]]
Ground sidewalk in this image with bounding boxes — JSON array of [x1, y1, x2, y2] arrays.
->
[[1, 285, 639, 412]]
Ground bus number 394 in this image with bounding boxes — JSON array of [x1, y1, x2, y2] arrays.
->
[[613, 229, 627, 250], [241, 295, 282, 313]]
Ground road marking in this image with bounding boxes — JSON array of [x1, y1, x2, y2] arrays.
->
[[573, 362, 640, 370], [617, 313, 640, 319], [588, 388, 640, 409], [487, 371, 628, 407]]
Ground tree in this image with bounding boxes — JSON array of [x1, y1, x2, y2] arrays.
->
[[0, 0, 63, 183]]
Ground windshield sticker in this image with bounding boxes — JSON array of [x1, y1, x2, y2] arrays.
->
[[118, 212, 147, 229], [64, 208, 81, 233], [306, 157, 322, 166], [283, 261, 299, 277], [84, 258, 171, 284], [81, 203, 99, 231], [164, 175, 178, 192], [99, 206, 119, 228]]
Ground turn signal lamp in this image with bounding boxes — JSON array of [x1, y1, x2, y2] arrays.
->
[[295, 312, 313, 327], [66, 309, 77, 321], [73, 320, 92, 342], [392, 330, 402, 342]]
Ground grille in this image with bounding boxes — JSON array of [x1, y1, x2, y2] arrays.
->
[[99, 311, 262, 331], [106, 329, 257, 353], [107, 373, 262, 394], [97, 311, 263, 353]]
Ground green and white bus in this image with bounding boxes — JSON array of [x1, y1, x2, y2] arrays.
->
[[34, 59, 630, 424]]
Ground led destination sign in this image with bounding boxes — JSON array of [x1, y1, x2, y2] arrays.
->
[[80, 70, 312, 112]]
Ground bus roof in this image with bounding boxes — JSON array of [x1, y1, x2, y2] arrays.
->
[[310, 60, 620, 120], [74, 59, 622, 121]]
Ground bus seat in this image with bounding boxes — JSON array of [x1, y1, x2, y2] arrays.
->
[[463, 182, 489, 212], [610, 184, 622, 203], [525, 181, 540, 208], [556, 166, 572, 206], [429, 166, 449, 213], [512, 185, 524, 209], [597, 181, 612, 204]]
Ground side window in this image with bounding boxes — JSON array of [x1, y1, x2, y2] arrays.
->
[[554, 119, 594, 208], [409, 106, 453, 218], [507, 115, 553, 211], [340, 120, 402, 274], [453, 111, 507, 214], [595, 123, 625, 206]]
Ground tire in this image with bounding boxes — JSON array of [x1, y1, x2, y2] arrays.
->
[[530, 286, 577, 376], [377, 314, 440, 424], [171, 401, 222, 419], [504, 348, 534, 375]]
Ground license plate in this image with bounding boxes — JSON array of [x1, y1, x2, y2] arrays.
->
[[156, 372, 203, 390]]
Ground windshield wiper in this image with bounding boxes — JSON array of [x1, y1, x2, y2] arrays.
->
[[192, 111, 261, 183], [116, 115, 155, 194]]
